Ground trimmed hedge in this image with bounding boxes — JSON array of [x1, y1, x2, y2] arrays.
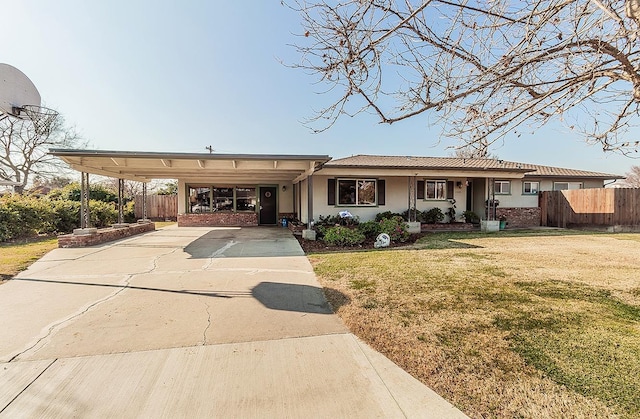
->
[[0, 194, 134, 242]]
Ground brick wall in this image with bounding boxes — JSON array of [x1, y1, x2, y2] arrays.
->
[[58, 222, 155, 248], [496, 207, 541, 228], [178, 212, 258, 227]]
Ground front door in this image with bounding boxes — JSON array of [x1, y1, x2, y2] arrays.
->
[[259, 186, 277, 225]]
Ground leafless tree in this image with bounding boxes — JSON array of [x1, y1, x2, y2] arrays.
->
[[0, 112, 84, 194], [287, 0, 640, 154], [620, 164, 640, 186]]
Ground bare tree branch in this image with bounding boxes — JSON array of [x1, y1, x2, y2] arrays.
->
[[287, 0, 640, 155], [0, 111, 85, 194]]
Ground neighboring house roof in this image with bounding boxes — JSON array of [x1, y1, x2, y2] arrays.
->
[[325, 155, 623, 179]]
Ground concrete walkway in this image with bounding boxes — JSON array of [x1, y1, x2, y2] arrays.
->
[[0, 226, 467, 418]]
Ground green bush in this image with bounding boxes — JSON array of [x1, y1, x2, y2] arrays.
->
[[49, 199, 81, 233], [123, 201, 136, 223], [357, 220, 382, 239], [463, 210, 480, 224], [375, 211, 403, 222], [89, 200, 118, 228], [51, 182, 119, 203], [378, 215, 410, 242], [422, 207, 445, 224], [0, 195, 55, 240], [323, 226, 366, 246], [0, 194, 124, 242]]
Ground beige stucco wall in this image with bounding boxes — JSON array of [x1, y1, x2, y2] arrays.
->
[[310, 175, 468, 223], [489, 178, 606, 209]]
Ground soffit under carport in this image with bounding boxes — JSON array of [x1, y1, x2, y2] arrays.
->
[[49, 149, 332, 183]]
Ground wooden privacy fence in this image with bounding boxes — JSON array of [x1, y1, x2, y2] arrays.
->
[[134, 194, 178, 220], [540, 188, 640, 228]]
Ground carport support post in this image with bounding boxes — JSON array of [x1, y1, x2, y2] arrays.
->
[[142, 182, 148, 221], [81, 172, 90, 229], [307, 175, 313, 229], [118, 179, 125, 224], [302, 175, 317, 240]]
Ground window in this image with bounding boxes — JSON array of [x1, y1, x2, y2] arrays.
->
[[494, 180, 511, 194], [337, 179, 377, 206], [425, 180, 446, 200], [213, 187, 233, 211], [523, 181, 539, 195], [553, 182, 583, 191], [187, 185, 257, 213], [236, 187, 256, 211], [189, 187, 211, 212]]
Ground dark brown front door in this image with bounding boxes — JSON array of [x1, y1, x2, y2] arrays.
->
[[259, 187, 277, 225]]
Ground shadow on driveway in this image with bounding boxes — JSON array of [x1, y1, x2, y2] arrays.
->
[[252, 281, 347, 314]]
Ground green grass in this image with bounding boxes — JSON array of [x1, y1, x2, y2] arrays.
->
[[0, 237, 58, 281], [414, 228, 602, 250], [310, 233, 640, 418]]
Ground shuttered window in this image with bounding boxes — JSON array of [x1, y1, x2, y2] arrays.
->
[[327, 179, 336, 205]]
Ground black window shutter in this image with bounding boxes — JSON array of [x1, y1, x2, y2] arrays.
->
[[447, 181, 454, 199], [417, 180, 425, 199], [378, 180, 385, 205], [327, 179, 336, 205]]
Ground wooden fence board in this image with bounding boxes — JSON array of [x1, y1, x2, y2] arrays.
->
[[540, 188, 640, 228], [134, 195, 178, 220]]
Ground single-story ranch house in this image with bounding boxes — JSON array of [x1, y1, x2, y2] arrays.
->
[[50, 150, 623, 229]]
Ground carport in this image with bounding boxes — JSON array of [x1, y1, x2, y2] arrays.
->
[[50, 149, 331, 228]]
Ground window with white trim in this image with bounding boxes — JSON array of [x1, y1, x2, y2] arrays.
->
[[522, 181, 539, 194], [425, 180, 446, 200], [553, 182, 583, 191], [494, 180, 511, 194], [337, 179, 377, 206]]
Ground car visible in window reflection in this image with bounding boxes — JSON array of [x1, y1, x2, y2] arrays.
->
[[191, 204, 210, 213]]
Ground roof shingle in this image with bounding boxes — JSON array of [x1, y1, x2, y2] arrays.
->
[[323, 155, 622, 179]]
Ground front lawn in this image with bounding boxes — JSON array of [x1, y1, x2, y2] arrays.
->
[[0, 237, 58, 282], [309, 231, 640, 418]]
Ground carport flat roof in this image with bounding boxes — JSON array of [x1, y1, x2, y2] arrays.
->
[[49, 149, 332, 183]]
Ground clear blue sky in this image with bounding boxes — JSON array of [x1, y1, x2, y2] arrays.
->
[[3, 1, 638, 177]]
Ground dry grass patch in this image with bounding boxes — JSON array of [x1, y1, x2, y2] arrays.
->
[[309, 231, 640, 418], [0, 237, 58, 282]]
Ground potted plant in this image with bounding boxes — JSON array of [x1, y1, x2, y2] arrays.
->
[[498, 215, 507, 230]]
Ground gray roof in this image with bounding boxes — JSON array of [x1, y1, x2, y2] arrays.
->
[[325, 155, 622, 179]]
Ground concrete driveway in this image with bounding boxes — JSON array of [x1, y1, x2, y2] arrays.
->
[[0, 226, 466, 418]]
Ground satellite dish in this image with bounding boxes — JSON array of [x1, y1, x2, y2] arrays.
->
[[0, 63, 58, 135], [0, 63, 42, 117]]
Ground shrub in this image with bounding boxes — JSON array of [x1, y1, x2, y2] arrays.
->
[[357, 220, 382, 239], [378, 215, 410, 242], [123, 201, 136, 223], [463, 210, 480, 224], [0, 195, 55, 240], [375, 211, 403, 222], [89, 200, 118, 228], [422, 207, 445, 224], [49, 199, 81, 233], [52, 182, 119, 203], [323, 226, 366, 246]]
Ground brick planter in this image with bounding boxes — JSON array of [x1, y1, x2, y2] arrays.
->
[[178, 212, 258, 227], [287, 223, 306, 235], [58, 222, 155, 248]]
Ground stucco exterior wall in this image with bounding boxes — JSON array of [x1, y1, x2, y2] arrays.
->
[[311, 175, 468, 223], [489, 178, 606, 209]]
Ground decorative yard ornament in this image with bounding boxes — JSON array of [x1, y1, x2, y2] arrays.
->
[[374, 233, 391, 249]]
